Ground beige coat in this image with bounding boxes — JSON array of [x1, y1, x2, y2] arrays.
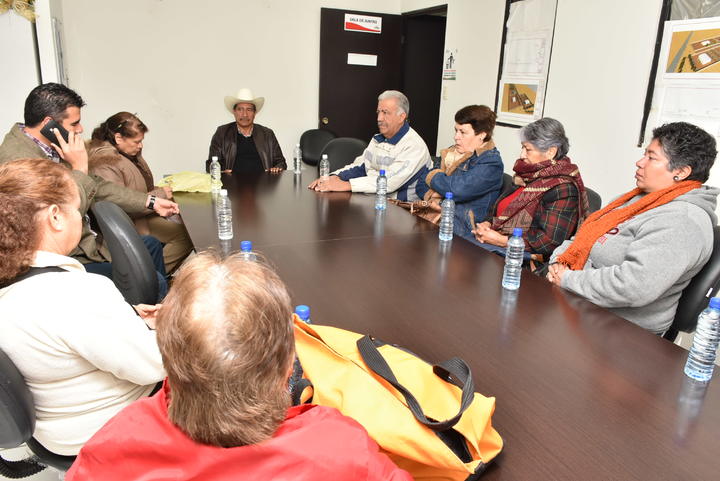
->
[[87, 140, 192, 273], [87, 141, 167, 236]]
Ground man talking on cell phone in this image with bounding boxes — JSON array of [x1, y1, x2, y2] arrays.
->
[[0, 83, 177, 300]]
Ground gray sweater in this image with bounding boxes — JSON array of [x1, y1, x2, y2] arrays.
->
[[551, 186, 719, 334]]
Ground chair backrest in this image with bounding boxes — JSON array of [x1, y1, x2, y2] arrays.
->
[[320, 137, 367, 173], [0, 349, 34, 449], [665, 225, 720, 341], [585, 187, 602, 214], [300, 129, 336, 166], [91, 201, 158, 305], [0, 348, 77, 472], [501, 173, 514, 195], [431, 155, 441, 170]]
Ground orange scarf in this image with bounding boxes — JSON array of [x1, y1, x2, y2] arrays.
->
[[557, 180, 702, 270]]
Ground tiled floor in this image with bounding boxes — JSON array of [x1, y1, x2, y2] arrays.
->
[[0, 447, 63, 480]]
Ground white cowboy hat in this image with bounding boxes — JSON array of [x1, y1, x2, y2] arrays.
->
[[224, 88, 265, 114]]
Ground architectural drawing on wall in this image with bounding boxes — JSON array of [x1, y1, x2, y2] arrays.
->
[[503, 36, 547, 76], [645, 17, 720, 150], [502, 83, 537, 115], [666, 28, 720, 73], [495, 0, 557, 126]]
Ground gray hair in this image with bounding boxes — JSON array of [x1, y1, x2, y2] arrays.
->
[[378, 90, 409, 116], [520, 117, 569, 160]]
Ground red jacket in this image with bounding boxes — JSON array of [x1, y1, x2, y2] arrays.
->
[[66, 383, 411, 481]]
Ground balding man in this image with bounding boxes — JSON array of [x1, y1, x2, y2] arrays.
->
[[309, 90, 431, 201], [67, 252, 412, 481]]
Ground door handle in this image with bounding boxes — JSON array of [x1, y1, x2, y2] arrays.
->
[[321, 117, 329, 125]]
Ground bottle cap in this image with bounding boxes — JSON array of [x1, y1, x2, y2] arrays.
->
[[379, 169, 386, 176], [445, 192, 453, 199], [219, 189, 228, 196], [322, 154, 328, 159], [212, 156, 218, 161], [513, 227, 523, 237], [240, 240, 252, 252], [710, 297, 720, 309], [295, 305, 310, 321]]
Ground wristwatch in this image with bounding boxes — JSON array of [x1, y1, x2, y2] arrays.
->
[[148, 195, 157, 210]]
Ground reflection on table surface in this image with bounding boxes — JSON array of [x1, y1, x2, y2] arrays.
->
[[175, 171, 720, 481]]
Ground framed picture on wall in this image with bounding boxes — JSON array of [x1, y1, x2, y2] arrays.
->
[[494, 0, 558, 127]]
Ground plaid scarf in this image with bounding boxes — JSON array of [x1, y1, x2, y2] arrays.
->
[[491, 156, 588, 235], [557, 180, 702, 270]]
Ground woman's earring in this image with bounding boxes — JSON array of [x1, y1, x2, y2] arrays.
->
[[673, 175, 680, 181]]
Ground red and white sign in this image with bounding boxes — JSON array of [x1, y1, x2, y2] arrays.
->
[[344, 13, 382, 34]]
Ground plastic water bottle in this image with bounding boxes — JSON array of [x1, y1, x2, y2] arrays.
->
[[239, 240, 257, 261], [684, 297, 720, 382], [319, 154, 330, 181], [502, 227, 524, 290], [375, 169, 387, 210], [438, 192, 455, 241], [293, 144, 303, 174], [216, 189, 233, 240], [295, 305, 311, 324], [210, 156, 222, 193]]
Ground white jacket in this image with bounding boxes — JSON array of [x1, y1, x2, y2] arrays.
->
[[0, 251, 165, 455]]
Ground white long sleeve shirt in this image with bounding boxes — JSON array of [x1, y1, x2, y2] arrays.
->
[[333, 123, 431, 201], [0, 251, 165, 455]]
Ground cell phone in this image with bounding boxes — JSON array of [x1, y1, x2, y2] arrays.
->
[[40, 119, 70, 144]]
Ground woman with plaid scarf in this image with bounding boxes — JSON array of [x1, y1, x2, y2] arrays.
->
[[472, 118, 588, 264]]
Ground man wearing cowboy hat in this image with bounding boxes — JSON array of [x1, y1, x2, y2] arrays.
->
[[206, 88, 286, 174]]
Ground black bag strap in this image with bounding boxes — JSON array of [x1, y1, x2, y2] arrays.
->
[[356, 335, 475, 431], [0, 266, 66, 288], [290, 378, 313, 406]]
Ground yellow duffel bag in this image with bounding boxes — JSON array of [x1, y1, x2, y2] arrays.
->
[[292, 318, 503, 481]]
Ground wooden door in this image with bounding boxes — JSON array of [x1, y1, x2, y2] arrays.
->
[[319, 8, 402, 141]]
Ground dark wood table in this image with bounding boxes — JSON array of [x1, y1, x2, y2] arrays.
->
[[175, 172, 720, 481]]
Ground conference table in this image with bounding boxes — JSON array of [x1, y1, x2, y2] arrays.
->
[[175, 171, 720, 480]]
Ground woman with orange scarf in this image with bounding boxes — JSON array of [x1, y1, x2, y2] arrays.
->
[[548, 122, 718, 335]]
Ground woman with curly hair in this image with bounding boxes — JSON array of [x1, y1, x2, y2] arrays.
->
[[0, 158, 164, 455]]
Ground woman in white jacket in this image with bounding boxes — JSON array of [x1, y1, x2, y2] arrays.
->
[[0, 158, 165, 456]]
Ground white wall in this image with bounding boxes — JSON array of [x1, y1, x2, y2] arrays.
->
[[403, 0, 667, 206], [56, 0, 402, 177], [0, 12, 37, 131], [543, 0, 663, 201], [36, 0, 712, 205]]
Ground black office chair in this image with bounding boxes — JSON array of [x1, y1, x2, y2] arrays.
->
[[320, 137, 367, 173], [663, 225, 720, 342], [91, 201, 158, 305], [300, 129, 336, 166], [501, 173, 514, 195], [586, 187, 602, 214], [0, 348, 76, 476]]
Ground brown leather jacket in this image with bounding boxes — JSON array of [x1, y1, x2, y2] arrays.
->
[[206, 122, 286, 172]]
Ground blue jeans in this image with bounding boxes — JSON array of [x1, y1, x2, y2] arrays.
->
[[84, 235, 168, 301]]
